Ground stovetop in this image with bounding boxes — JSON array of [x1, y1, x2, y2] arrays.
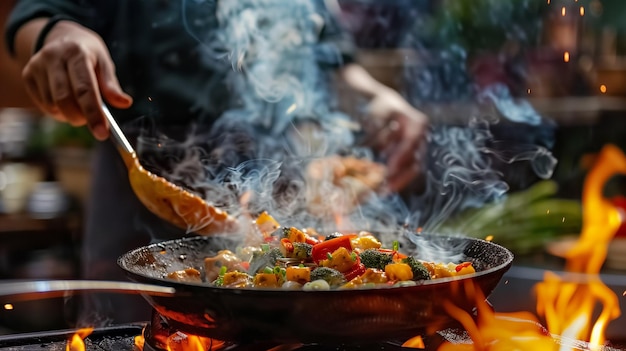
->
[[0, 324, 144, 351], [2, 323, 625, 351], [0, 324, 456, 351]]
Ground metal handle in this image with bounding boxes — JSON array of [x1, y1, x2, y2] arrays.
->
[[102, 103, 135, 155], [0, 280, 176, 301]]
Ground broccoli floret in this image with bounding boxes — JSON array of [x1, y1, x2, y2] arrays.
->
[[359, 249, 393, 270], [292, 242, 313, 260], [248, 247, 283, 274], [402, 256, 431, 281], [310, 267, 346, 287]]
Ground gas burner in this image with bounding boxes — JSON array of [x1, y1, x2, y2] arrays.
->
[[0, 324, 144, 351], [142, 309, 456, 351], [141, 341, 418, 351]]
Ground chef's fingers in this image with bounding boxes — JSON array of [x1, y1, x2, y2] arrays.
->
[[384, 118, 427, 192], [22, 59, 54, 111], [362, 118, 396, 163], [23, 65, 69, 124], [96, 51, 133, 109], [47, 58, 84, 126], [386, 143, 419, 191], [67, 52, 108, 140]]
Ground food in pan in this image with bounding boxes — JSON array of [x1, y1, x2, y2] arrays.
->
[[166, 212, 476, 289]]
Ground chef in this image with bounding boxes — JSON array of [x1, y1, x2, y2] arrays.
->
[[4, 0, 429, 323]]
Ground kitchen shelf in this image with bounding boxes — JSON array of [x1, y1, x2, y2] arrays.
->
[[0, 212, 81, 248]]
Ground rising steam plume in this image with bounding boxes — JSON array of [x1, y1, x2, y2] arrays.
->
[[147, 0, 560, 244]]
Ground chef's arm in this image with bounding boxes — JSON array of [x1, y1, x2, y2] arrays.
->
[[337, 62, 429, 193], [338, 63, 392, 99]]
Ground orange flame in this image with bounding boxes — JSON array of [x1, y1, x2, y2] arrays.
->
[[535, 144, 626, 346], [437, 144, 626, 350], [439, 284, 556, 351], [134, 331, 145, 350], [164, 331, 225, 351], [402, 335, 426, 349], [66, 327, 94, 351]]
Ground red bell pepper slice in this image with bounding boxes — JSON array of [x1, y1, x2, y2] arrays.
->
[[343, 257, 366, 281], [304, 234, 321, 246], [311, 236, 352, 263], [455, 262, 472, 272], [280, 238, 294, 256]]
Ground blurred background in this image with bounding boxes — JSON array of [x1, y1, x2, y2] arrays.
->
[[2, 0, 626, 337]]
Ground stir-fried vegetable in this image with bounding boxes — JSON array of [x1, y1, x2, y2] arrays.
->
[[359, 249, 394, 270], [167, 212, 477, 290]]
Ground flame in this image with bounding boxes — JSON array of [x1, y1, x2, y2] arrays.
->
[[438, 283, 555, 351], [134, 330, 145, 350], [403, 335, 426, 349], [437, 144, 626, 351], [66, 327, 94, 351], [535, 144, 626, 346], [164, 331, 225, 351]]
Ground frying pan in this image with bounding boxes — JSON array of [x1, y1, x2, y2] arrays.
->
[[118, 233, 514, 343]]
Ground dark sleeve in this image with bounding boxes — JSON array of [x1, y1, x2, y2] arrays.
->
[[314, 0, 356, 68], [4, 0, 94, 55]]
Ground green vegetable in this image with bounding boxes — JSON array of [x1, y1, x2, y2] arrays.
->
[[214, 266, 228, 286], [440, 180, 583, 255], [249, 247, 284, 274], [359, 249, 394, 270], [269, 266, 286, 277], [402, 256, 431, 281], [309, 267, 346, 288], [292, 242, 313, 260]]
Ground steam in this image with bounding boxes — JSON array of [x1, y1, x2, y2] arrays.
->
[[395, 0, 557, 236], [151, 0, 366, 234], [135, 0, 559, 249]]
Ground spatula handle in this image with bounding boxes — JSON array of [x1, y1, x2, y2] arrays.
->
[[102, 103, 135, 155]]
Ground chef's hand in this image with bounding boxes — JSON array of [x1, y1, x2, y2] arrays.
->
[[366, 86, 428, 193], [17, 18, 132, 140], [339, 64, 429, 193], [365, 89, 428, 191]]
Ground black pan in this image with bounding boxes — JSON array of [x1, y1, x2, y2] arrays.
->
[[117, 234, 513, 343]]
